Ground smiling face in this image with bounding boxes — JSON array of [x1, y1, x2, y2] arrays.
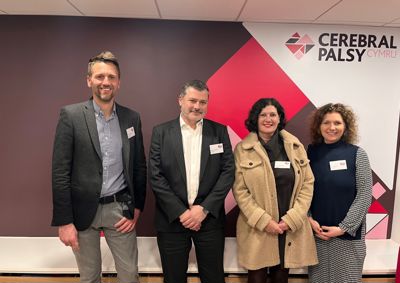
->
[[87, 61, 120, 105], [257, 105, 280, 141], [320, 111, 346, 144], [179, 86, 208, 128]]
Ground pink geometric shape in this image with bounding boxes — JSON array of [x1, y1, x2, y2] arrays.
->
[[286, 34, 315, 58], [372, 182, 386, 199], [291, 32, 300, 38], [368, 200, 388, 213], [366, 215, 388, 239], [206, 38, 310, 139], [294, 51, 304, 60], [297, 34, 314, 45], [286, 44, 303, 54], [227, 125, 242, 150], [225, 126, 242, 214], [396, 248, 400, 282]]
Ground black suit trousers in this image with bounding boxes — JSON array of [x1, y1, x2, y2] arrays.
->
[[157, 228, 225, 283]]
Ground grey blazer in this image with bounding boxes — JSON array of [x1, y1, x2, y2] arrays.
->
[[149, 118, 235, 232], [51, 99, 146, 231]]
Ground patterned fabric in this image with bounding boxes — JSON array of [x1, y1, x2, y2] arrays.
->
[[93, 101, 126, 197], [309, 147, 372, 283]]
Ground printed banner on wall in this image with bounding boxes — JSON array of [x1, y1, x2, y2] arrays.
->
[[206, 23, 400, 239]]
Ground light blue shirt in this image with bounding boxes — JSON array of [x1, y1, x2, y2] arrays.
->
[[93, 101, 127, 197]]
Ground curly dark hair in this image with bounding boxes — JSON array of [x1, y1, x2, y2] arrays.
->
[[309, 103, 358, 145], [245, 98, 286, 133]]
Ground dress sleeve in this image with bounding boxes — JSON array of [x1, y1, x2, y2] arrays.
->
[[338, 147, 372, 236]]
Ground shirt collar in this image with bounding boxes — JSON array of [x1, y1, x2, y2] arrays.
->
[[93, 100, 116, 118], [179, 115, 203, 129]]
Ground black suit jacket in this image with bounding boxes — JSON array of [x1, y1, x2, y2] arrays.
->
[[149, 118, 235, 232], [51, 99, 146, 231]]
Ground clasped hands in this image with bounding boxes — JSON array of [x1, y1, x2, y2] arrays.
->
[[308, 217, 344, 240], [179, 205, 207, 231], [265, 219, 289, 235]]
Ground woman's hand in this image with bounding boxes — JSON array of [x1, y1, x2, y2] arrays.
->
[[308, 217, 330, 241], [265, 220, 284, 235], [321, 226, 345, 238], [278, 220, 289, 232]]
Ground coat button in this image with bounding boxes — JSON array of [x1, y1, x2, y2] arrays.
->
[[288, 242, 292, 246], [300, 160, 304, 164], [249, 162, 253, 166]]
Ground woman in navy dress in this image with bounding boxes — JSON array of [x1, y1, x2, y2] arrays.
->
[[307, 103, 372, 283]]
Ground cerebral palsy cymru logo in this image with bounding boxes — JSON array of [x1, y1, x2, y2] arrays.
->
[[285, 32, 315, 59], [286, 31, 398, 62]]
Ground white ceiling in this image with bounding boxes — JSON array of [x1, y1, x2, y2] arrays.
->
[[1, 0, 400, 27]]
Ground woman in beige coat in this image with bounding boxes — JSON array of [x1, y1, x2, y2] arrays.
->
[[233, 98, 317, 283]]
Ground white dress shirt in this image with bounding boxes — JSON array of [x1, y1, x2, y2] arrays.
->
[[180, 115, 203, 205]]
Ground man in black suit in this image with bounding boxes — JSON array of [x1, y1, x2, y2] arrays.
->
[[51, 51, 146, 283], [149, 80, 235, 283]]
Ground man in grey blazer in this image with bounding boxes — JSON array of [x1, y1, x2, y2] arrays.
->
[[149, 80, 235, 283], [52, 51, 146, 283]]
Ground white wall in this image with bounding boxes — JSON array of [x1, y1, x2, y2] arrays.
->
[[0, 237, 397, 274]]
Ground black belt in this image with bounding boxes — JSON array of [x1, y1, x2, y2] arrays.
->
[[99, 188, 129, 204]]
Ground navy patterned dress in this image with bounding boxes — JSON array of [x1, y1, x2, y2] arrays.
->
[[307, 141, 372, 283]]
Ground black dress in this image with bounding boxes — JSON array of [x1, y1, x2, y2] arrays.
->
[[260, 131, 295, 266]]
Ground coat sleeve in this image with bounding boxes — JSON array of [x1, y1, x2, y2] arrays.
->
[[51, 107, 74, 226], [232, 144, 272, 232], [281, 145, 315, 233], [148, 125, 188, 223], [132, 114, 147, 211], [338, 147, 372, 236], [199, 126, 235, 218]]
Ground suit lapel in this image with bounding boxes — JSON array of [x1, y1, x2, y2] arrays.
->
[[116, 104, 130, 172], [83, 100, 102, 160], [171, 119, 187, 186], [199, 120, 211, 181]]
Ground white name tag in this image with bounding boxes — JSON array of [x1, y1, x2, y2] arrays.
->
[[126, 127, 135, 139], [329, 160, 347, 171], [274, 161, 291, 169], [210, 143, 224, 155]]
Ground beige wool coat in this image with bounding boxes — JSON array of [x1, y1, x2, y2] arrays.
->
[[233, 130, 318, 270]]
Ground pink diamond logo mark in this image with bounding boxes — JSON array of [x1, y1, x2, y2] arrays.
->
[[285, 33, 315, 60], [372, 182, 386, 200]]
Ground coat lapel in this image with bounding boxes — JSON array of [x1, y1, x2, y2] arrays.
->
[[243, 132, 270, 164], [83, 100, 102, 160], [199, 120, 211, 181], [116, 104, 130, 172], [171, 119, 187, 186]]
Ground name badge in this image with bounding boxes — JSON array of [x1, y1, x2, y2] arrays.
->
[[210, 143, 224, 155], [274, 161, 291, 169], [126, 127, 135, 139], [329, 160, 347, 171]]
